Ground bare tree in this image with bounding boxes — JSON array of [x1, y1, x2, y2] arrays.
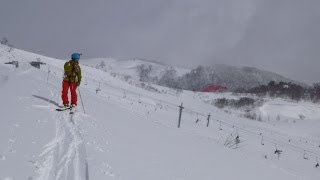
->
[[1, 38, 14, 52], [137, 64, 152, 82], [96, 60, 106, 70]]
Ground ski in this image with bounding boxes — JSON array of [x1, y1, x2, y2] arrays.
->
[[56, 106, 77, 115], [56, 107, 72, 111]]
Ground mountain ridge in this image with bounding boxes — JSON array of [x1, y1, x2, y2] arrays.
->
[[86, 58, 304, 91]]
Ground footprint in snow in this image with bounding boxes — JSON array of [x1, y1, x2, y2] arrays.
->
[[31, 105, 50, 109], [95, 147, 104, 152], [2, 177, 14, 180]]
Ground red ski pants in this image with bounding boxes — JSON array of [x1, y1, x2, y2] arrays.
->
[[61, 80, 78, 105]]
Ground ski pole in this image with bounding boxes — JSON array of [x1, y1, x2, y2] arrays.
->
[[78, 87, 86, 114]]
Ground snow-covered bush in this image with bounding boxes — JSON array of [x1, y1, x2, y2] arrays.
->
[[298, 114, 306, 120], [1, 37, 14, 52], [244, 110, 258, 120], [1, 37, 8, 45], [214, 98, 228, 108], [96, 60, 106, 71], [214, 97, 257, 109], [144, 85, 161, 93]]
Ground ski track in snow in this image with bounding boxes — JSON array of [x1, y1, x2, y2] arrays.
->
[[34, 110, 89, 180]]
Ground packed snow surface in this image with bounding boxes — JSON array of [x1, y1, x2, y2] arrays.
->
[[0, 45, 320, 179]]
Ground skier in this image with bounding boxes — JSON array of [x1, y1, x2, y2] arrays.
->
[[61, 53, 82, 108]]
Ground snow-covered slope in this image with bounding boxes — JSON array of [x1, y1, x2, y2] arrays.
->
[[0, 45, 319, 180]]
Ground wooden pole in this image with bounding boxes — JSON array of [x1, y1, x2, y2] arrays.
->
[[47, 65, 50, 84], [207, 114, 211, 127], [178, 103, 184, 128]]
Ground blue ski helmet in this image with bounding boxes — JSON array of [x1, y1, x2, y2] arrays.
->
[[71, 53, 82, 61]]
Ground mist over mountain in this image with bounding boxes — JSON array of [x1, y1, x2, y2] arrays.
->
[[190, 64, 298, 91], [91, 58, 301, 91]]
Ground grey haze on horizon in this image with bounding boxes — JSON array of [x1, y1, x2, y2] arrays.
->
[[1, 0, 319, 84]]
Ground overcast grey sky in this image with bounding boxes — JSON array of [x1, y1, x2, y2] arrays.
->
[[1, 0, 319, 84]]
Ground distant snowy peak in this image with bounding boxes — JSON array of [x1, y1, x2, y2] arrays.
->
[[81, 58, 190, 79]]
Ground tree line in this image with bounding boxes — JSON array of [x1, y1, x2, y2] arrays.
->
[[244, 81, 320, 102], [137, 65, 212, 91]]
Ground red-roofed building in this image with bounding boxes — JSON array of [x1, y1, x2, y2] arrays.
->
[[201, 85, 228, 92]]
